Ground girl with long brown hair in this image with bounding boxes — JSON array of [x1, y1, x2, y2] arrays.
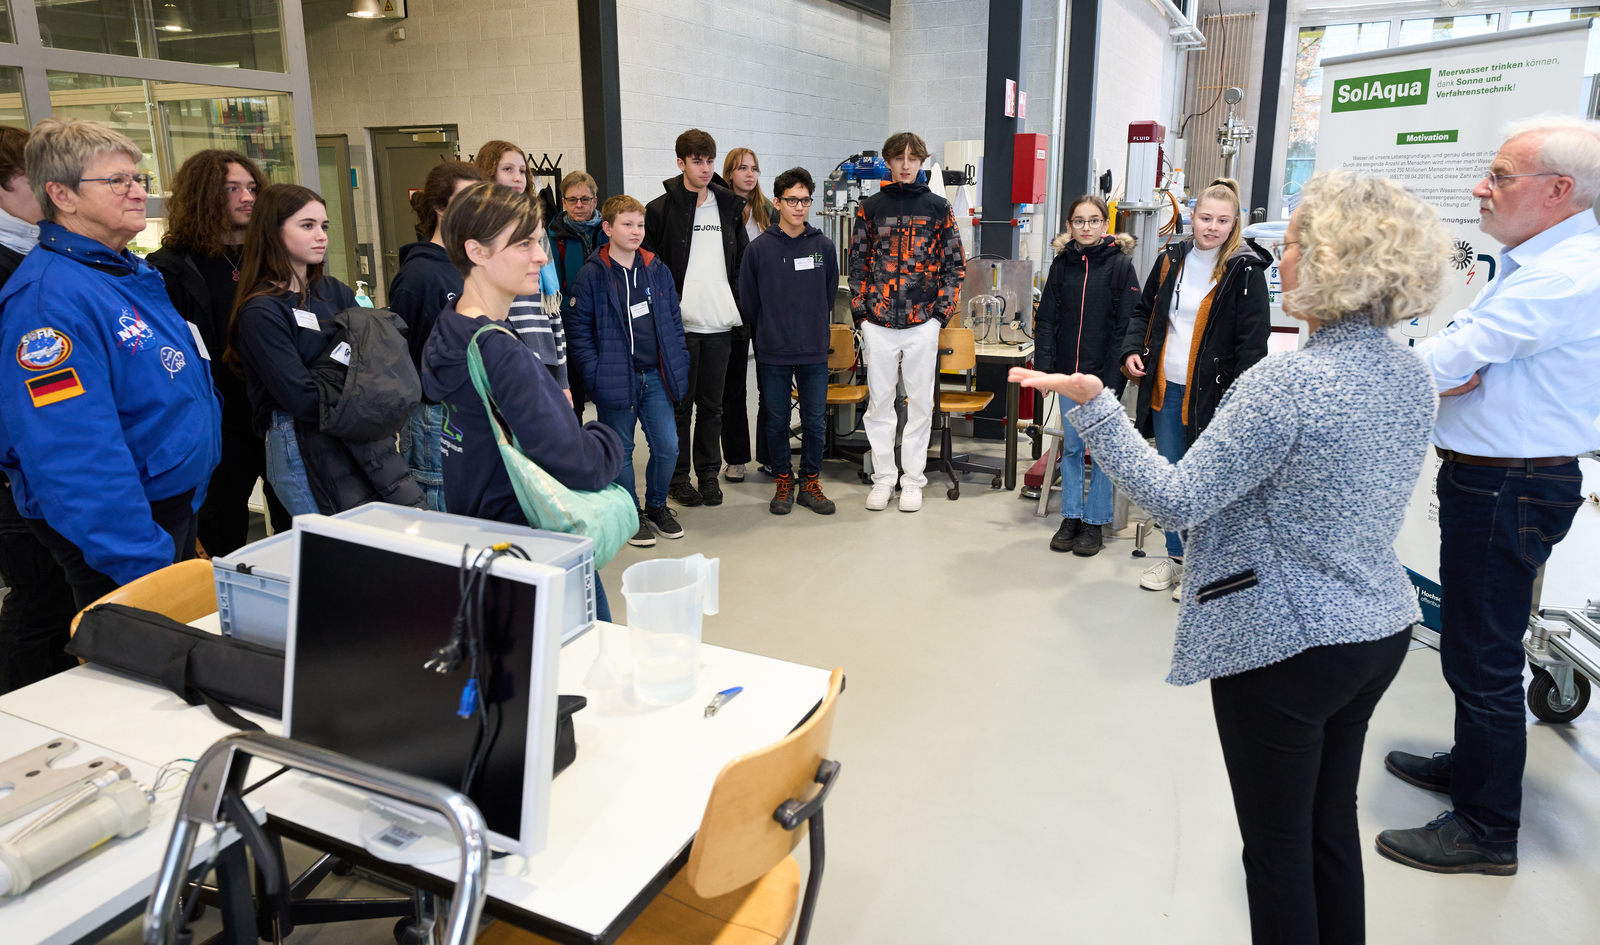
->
[[718, 147, 777, 479]]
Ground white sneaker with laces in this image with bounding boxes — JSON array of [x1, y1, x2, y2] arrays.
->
[[1140, 557, 1182, 592], [898, 485, 923, 512], [866, 483, 894, 511], [724, 463, 746, 483]]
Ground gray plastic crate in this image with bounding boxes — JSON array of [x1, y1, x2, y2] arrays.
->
[[213, 505, 597, 650]]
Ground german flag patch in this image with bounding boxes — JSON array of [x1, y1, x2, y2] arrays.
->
[[27, 368, 85, 407]]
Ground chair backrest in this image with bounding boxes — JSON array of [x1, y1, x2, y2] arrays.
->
[[827, 324, 857, 372], [681, 667, 845, 899], [68, 558, 218, 637], [938, 327, 976, 372]]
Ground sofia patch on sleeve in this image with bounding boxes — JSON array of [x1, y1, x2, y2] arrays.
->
[[16, 327, 72, 371], [27, 368, 85, 407]]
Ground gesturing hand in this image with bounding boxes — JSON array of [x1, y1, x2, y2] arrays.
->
[[1008, 367, 1105, 405]]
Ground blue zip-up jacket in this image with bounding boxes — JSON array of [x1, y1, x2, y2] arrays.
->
[[0, 222, 221, 584], [738, 223, 838, 366], [565, 245, 690, 410], [387, 241, 462, 373], [419, 306, 624, 525]]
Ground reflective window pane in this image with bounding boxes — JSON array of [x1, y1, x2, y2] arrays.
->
[[1399, 15, 1501, 47], [0, 1, 15, 44], [47, 71, 164, 253], [38, 0, 140, 57], [0, 67, 25, 128], [1510, 8, 1600, 76], [1283, 22, 1390, 216], [38, 0, 285, 72], [157, 83, 297, 186]]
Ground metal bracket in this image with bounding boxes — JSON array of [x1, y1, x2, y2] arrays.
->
[[0, 739, 126, 828]]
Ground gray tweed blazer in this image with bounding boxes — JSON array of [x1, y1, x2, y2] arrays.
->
[[1069, 317, 1436, 685]]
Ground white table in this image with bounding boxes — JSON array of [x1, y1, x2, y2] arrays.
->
[[0, 621, 831, 944]]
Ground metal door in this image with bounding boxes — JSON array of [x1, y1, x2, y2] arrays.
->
[[316, 134, 360, 289], [369, 126, 459, 290]]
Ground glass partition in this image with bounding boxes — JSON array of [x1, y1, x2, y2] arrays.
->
[[157, 83, 297, 185], [38, 0, 285, 71], [0, 1, 14, 43], [0, 67, 25, 127]]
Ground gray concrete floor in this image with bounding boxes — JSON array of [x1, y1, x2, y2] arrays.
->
[[101, 374, 1600, 942]]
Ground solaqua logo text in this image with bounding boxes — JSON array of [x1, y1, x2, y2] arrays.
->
[[1331, 68, 1430, 112]]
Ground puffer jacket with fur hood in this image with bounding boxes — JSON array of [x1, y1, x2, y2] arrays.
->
[[1035, 232, 1141, 392]]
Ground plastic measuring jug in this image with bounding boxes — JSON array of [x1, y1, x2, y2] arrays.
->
[[620, 554, 719, 705]]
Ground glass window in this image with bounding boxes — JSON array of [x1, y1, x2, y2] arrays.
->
[[47, 71, 165, 253], [1510, 8, 1600, 75], [1283, 22, 1390, 217], [1398, 14, 1501, 46], [156, 83, 298, 187], [39, 0, 286, 72], [0, 67, 25, 128], [0, 1, 14, 44]]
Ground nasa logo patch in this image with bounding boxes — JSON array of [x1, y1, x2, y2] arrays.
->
[[116, 309, 154, 352], [16, 328, 72, 371]]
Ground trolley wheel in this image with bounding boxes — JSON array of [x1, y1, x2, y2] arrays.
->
[[1527, 667, 1591, 724], [395, 917, 429, 945], [331, 858, 354, 876], [990, 476, 1003, 489], [947, 487, 959, 500]]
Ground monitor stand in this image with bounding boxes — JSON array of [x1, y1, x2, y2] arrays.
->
[[358, 801, 462, 865]]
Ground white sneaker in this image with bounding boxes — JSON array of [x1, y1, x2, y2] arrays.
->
[[1172, 581, 1183, 602], [898, 485, 923, 512], [866, 483, 894, 511], [1140, 557, 1182, 592], [724, 463, 746, 483]]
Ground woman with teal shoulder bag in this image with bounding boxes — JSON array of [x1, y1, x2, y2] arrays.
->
[[419, 181, 629, 618]]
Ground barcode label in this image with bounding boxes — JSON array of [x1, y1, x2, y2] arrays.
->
[[374, 823, 423, 851]]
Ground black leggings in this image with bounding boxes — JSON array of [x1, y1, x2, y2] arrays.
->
[[1210, 628, 1411, 945]]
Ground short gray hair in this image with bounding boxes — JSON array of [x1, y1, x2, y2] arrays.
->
[[1502, 114, 1600, 207], [25, 117, 143, 223]]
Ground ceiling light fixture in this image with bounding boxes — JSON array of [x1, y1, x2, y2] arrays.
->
[[347, 0, 384, 18], [155, 3, 192, 32]]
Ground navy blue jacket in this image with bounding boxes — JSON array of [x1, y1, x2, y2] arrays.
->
[[420, 307, 624, 525], [233, 277, 359, 436], [0, 223, 221, 584], [387, 242, 462, 372], [566, 245, 690, 410], [738, 223, 838, 366]]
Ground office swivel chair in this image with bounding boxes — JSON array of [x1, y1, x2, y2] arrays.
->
[[481, 667, 847, 945], [929, 327, 1003, 500], [67, 558, 217, 639], [821, 323, 870, 479]]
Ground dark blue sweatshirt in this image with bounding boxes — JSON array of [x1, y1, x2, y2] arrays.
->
[[234, 277, 358, 436], [607, 252, 658, 369], [737, 223, 838, 366], [387, 241, 462, 372], [419, 306, 624, 526]]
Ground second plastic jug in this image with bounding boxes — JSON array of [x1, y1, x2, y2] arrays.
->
[[620, 554, 719, 706]]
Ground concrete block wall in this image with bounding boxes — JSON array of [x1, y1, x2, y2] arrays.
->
[[614, 0, 891, 212], [887, 0, 988, 167]]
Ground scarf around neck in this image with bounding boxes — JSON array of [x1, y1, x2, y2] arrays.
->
[[0, 206, 40, 257]]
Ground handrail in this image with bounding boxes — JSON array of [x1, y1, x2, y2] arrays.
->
[[142, 731, 489, 945]]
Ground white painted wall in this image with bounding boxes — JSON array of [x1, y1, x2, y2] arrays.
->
[[1093, 0, 1184, 198]]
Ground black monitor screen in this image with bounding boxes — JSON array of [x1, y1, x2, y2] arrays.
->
[[288, 531, 540, 841]]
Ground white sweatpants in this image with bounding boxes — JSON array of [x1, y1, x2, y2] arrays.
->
[[862, 319, 941, 489]]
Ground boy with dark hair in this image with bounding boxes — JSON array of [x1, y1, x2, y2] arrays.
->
[[848, 130, 965, 512], [568, 195, 693, 546], [644, 129, 748, 509], [740, 167, 837, 515]]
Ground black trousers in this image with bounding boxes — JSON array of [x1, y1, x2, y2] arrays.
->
[[673, 330, 732, 484], [1210, 628, 1411, 945], [570, 369, 589, 425], [0, 484, 78, 694], [198, 425, 290, 558], [721, 329, 759, 466], [25, 489, 201, 615]]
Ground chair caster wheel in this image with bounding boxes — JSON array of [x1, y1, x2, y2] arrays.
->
[[947, 488, 959, 500], [990, 476, 1002, 489], [331, 858, 354, 876], [858, 471, 872, 485], [395, 917, 431, 945]]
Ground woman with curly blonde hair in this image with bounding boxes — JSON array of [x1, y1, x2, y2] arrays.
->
[[1011, 169, 1449, 945]]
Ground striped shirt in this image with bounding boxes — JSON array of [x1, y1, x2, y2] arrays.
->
[[507, 294, 569, 389]]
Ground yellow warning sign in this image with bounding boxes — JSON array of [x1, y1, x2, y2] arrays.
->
[[382, 0, 394, 10]]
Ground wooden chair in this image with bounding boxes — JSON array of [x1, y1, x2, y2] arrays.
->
[[479, 667, 847, 945], [929, 327, 1003, 501], [822, 324, 869, 474], [67, 558, 218, 638]]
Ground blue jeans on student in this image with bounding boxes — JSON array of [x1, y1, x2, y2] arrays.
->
[[1437, 459, 1583, 845], [757, 362, 828, 478], [1058, 394, 1113, 525], [265, 411, 319, 516], [1150, 383, 1192, 558], [400, 402, 446, 512], [595, 368, 679, 509]]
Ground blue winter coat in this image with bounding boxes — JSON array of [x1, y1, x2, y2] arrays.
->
[[565, 245, 690, 410], [0, 222, 221, 584]]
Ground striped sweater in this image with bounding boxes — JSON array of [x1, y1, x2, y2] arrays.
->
[[507, 294, 569, 389]]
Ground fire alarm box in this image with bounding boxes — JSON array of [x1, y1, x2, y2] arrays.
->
[[1011, 132, 1048, 204]]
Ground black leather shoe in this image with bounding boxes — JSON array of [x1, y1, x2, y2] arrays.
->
[[1050, 518, 1083, 552], [699, 478, 723, 506], [1385, 750, 1451, 793], [1376, 812, 1517, 875], [668, 482, 702, 507], [1072, 523, 1103, 557]]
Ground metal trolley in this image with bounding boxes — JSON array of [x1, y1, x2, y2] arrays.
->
[[1526, 601, 1599, 723]]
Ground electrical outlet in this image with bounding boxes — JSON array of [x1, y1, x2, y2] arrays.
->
[[359, 256, 370, 275]]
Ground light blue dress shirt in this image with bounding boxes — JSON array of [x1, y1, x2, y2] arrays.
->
[[1418, 210, 1600, 457]]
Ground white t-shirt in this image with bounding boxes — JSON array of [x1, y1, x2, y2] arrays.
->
[[1163, 243, 1221, 386], [680, 189, 742, 333], [744, 215, 761, 243]]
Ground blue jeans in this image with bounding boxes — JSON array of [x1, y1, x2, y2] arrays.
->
[[1150, 383, 1192, 558], [265, 411, 319, 516], [1058, 394, 1113, 525], [1437, 459, 1583, 845], [400, 402, 446, 512], [757, 362, 828, 478], [595, 368, 679, 509]]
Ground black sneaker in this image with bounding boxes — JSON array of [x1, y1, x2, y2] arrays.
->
[[627, 510, 656, 547], [699, 478, 723, 506], [1072, 523, 1103, 557], [668, 482, 703, 507], [643, 504, 683, 539], [770, 473, 794, 515], [797, 475, 836, 515], [1375, 812, 1517, 875], [1385, 750, 1451, 794], [1050, 518, 1083, 552]]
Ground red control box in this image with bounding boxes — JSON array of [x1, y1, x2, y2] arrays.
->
[[1011, 132, 1048, 204]]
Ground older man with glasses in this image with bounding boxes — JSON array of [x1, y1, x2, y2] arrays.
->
[[1378, 116, 1600, 877], [0, 117, 219, 619], [548, 170, 608, 421]]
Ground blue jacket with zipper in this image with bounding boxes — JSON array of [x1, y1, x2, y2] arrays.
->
[[565, 245, 690, 410], [0, 222, 221, 584], [738, 223, 838, 366]]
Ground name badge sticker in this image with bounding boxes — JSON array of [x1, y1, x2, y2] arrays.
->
[[293, 309, 321, 330], [794, 256, 816, 271], [330, 341, 352, 365], [187, 322, 212, 360], [630, 301, 650, 320]]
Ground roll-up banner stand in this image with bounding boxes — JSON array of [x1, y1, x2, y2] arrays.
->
[[1313, 21, 1592, 641]]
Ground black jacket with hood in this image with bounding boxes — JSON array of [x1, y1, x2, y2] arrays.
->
[[387, 241, 462, 372], [1035, 233, 1140, 392], [147, 245, 250, 434], [643, 172, 748, 303], [1118, 237, 1272, 439]]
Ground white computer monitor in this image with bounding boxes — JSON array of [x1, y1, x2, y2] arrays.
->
[[281, 514, 563, 860]]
